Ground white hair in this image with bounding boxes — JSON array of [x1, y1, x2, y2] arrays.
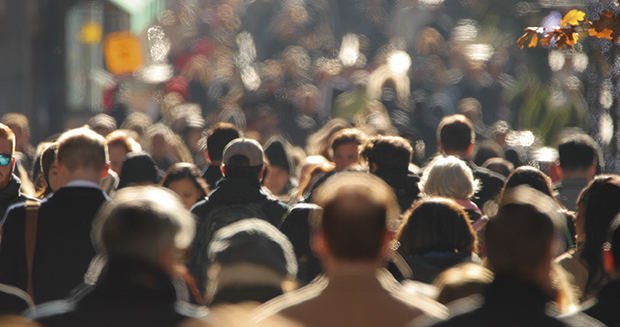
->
[[419, 155, 479, 199]]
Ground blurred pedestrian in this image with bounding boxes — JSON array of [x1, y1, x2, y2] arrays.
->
[[255, 172, 447, 327], [28, 186, 206, 326]]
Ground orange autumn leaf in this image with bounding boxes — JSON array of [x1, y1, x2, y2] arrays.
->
[[517, 27, 545, 49], [589, 27, 614, 40], [528, 34, 539, 48], [561, 9, 586, 27]]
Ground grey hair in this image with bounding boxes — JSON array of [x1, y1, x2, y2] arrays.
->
[[91, 186, 195, 263], [419, 155, 479, 199]]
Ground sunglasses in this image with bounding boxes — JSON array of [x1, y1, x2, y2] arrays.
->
[[0, 154, 11, 167]]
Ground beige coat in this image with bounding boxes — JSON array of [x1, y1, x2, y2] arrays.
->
[[254, 267, 447, 327]]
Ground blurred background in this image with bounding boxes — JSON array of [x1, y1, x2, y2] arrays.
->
[[1, 0, 619, 168]]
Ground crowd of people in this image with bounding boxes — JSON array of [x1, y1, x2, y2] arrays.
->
[[0, 0, 616, 326], [0, 108, 615, 326]]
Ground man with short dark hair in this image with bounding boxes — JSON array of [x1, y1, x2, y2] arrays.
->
[[28, 186, 206, 326], [188, 138, 288, 297], [302, 128, 366, 202], [360, 135, 420, 212], [437, 114, 504, 210], [556, 134, 600, 211], [0, 127, 109, 303], [202, 122, 241, 189], [255, 172, 446, 327]]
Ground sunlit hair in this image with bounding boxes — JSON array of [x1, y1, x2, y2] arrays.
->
[[92, 186, 195, 263], [396, 197, 476, 256], [328, 128, 367, 160], [2, 113, 29, 136], [577, 174, 620, 295], [105, 129, 142, 153], [305, 119, 350, 158], [313, 172, 399, 260], [487, 186, 562, 278], [501, 166, 557, 202], [161, 162, 209, 199], [57, 127, 108, 172], [0, 122, 15, 156], [360, 135, 413, 173], [419, 155, 479, 199], [433, 263, 493, 305]]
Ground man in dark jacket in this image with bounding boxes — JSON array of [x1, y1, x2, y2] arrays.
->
[[555, 134, 600, 211], [0, 123, 36, 221], [28, 186, 206, 326], [437, 114, 505, 210], [188, 138, 288, 296], [0, 127, 109, 304], [360, 135, 420, 213]]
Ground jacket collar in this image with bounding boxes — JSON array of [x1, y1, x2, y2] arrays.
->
[[483, 274, 553, 312], [83, 256, 178, 304], [0, 174, 21, 203]]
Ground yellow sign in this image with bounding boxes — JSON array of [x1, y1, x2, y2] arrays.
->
[[79, 21, 102, 44], [103, 32, 143, 75]]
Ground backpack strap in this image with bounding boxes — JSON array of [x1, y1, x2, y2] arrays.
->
[[24, 200, 41, 298]]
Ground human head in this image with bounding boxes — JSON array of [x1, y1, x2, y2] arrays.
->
[[558, 134, 600, 178], [482, 157, 513, 178], [117, 152, 161, 188], [576, 175, 620, 292], [56, 127, 108, 180], [105, 129, 142, 175], [312, 172, 399, 264], [501, 166, 556, 200], [437, 114, 474, 156], [87, 113, 117, 136], [328, 128, 366, 172], [206, 219, 297, 304], [473, 140, 503, 167], [39, 143, 62, 195], [161, 162, 209, 210], [0, 123, 16, 190], [92, 186, 195, 271], [359, 135, 412, 174], [264, 137, 293, 196], [221, 138, 265, 180], [206, 122, 241, 163], [486, 186, 562, 286], [396, 197, 476, 256], [434, 263, 493, 305], [457, 98, 482, 124], [1, 113, 29, 152], [419, 156, 478, 199]]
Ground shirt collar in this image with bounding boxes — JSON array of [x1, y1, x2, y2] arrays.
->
[[65, 180, 101, 190]]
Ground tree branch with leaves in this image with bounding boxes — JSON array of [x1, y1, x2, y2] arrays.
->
[[517, 9, 620, 49]]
